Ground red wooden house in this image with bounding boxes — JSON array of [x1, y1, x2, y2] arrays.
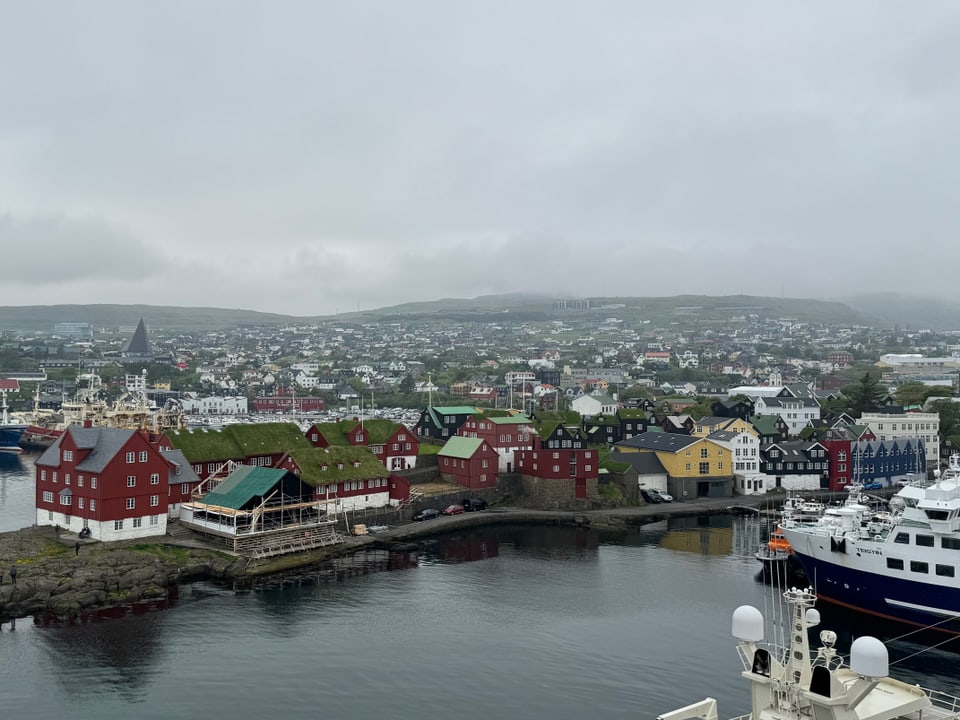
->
[[456, 413, 536, 473], [515, 421, 598, 500], [305, 419, 419, 471], [34, 426, 195, 541], [437, 436, 500, 490]]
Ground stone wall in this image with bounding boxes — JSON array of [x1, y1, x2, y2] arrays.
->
[[500, 473, 602, 511]]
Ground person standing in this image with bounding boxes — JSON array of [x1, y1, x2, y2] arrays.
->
[[75, 541, 80, 557], [9, 565, 17, 585]]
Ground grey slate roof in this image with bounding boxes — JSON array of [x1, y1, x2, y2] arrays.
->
[[607, 451, 667, 475], [161, 448, 202, 486], [35, 426, 139, 473], [708, 430, 739, 442], [616, 431, 700, 453]]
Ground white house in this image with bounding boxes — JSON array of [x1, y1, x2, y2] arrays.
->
[[572, 393, 619, 418]]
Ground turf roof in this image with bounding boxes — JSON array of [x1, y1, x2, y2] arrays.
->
[[287, 446, 389, 487], [165, 422, 312, 462]]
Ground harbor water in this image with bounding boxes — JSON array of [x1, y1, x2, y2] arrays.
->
[[1, 454, 958, 719]]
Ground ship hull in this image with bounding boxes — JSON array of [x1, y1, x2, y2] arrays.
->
[[783, 526, 960, 633], [0, 424, 28, 453], [18, 425, 62, 450]]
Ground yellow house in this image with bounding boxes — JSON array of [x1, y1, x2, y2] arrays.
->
[[691, 417, 756, 438], [614, 431, 734, 500]]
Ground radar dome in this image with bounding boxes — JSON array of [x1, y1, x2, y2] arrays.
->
[[732, 605, 764, 641], [850, 636, 888, 678]]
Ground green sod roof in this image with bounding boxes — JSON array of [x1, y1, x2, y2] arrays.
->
[[309, 422, 352, 446], [354, 418, 407, 444], [203, 466, 287, 510], [287, 446, 388, 487], [438, 436, 485, 459], [166, 422, 312, 462]]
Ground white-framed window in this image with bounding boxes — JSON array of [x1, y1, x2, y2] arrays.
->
[[90, 499, 96, 511], [126, 452, 135, 463], [150, 495, 159, 507], [91, 477, 97, 489], [127, 476, 136, 487], [181, 483, 189, 494], [139, 451, 148, 463], [53, 471, 58, 483], [126, 497, 135, 510], [553, 465, 560, 472], [60, 494, 71, 506], [78, 475, 84, 487], [78, 498, 85, 509], [63, 450, 74, 461], [150, 515, 159, 526], [41, 469, 46, 481], [65, 473, 71, 485], [150, 473, 160, 485], [114, 519, 124, 530], [43, 491, 53, 503], [133, 518, 142, 528]]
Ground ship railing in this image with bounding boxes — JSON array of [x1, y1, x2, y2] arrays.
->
[[726, 713, 753, 720], [923, 687, 960, 716]]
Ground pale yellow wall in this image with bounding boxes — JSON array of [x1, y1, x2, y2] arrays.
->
[[656, 439, 730, 478]]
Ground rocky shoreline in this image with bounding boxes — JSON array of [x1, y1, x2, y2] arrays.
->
[[0, 493, 797, 623]]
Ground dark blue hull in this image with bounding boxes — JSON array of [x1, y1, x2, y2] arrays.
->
[[0, 424, 27, 453], [791, 550, 960, 633]]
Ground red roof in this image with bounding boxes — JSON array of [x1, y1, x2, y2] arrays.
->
[[0, 379, 20, 391]]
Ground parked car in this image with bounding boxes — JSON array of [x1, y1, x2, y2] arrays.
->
[[412, 508, 441, 521], [462, 498, 488, 512], [442, 504, 465, 516], [640, 489, 663, 504], [649, 488, 673, 503], [862, 481, 883, 490]]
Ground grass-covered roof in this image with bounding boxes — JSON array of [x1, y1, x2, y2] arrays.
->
[[287, 446, 388, 487], [165, 422, 312, 462]]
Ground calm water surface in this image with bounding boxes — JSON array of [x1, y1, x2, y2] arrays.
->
[[1, 456, 958, 719]]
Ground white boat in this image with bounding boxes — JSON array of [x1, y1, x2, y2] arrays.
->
[[781, 454, 960, 631], [658, 587, 960, 720]]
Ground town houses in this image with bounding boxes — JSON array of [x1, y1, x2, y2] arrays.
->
[[11, 299, 960, 557]]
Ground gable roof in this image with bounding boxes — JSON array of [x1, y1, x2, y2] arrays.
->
[[201, 466, 287, 510], [615, 431, 701, 453], [165, 422, 312, 461], [606, 450, 667, 475], [438, 436, 488, 459], [36, 426, 139, 473], [287, 446, 388, 486]]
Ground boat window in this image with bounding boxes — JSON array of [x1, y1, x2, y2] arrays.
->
[[894, 533, 910, 544], [936, 564, 955, 578], [926, 510, 950, 522], [942, 537, 960, 550], [916, 535, 935, 547], [910, 561, 929, 574], [887, 558, 904, 570]]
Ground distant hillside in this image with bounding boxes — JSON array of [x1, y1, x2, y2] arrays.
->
[[0, 295, 872, 333], [0, 304, 309, 333], [349, 294, 864, 326], [840, 294, 960, 331]]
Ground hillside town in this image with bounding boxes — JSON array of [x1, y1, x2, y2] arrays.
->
[[2, 304, 960, 558]]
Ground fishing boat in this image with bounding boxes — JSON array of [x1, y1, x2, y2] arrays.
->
[[0, 382, 28, 453], [781, 454, 960, 632], [754, 525, 792, 565], [657, 586, 960, 720]]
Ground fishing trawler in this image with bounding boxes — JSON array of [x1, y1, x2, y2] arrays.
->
[[657, 587, 960, 720], [781, 455, 960, 632], [0, 381, 28, 453]]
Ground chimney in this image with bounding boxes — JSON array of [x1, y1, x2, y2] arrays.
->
[[83, 418, 93, 428]]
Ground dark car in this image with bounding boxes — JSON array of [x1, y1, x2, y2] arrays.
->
[[442, 504, 465, 516], [641, 489, 663, 504], [412, 508, 441, 521], [462, 498, 488, 512]]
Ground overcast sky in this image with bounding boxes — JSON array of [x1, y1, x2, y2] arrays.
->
[[1, 2, 958, 316]]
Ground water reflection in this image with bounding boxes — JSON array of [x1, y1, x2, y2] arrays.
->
[[33, 601, 172, 703]]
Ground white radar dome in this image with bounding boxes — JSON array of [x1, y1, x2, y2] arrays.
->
[[805, 609, 821, 627], [850, 636, 888, 678], [732, 605, 764, 641]]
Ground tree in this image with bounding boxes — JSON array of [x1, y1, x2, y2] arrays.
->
[[894, 382, 930, 408], [842, 372, 886, 416]]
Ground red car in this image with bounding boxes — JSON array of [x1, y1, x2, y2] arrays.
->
[[441, 504, 465, 516]]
